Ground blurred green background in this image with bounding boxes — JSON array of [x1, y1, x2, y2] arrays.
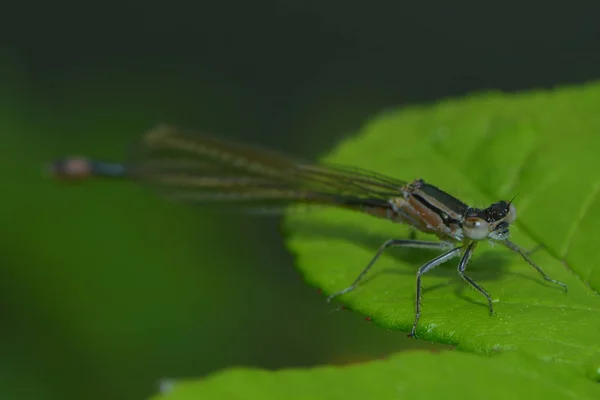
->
[[2, 2, 600, 399]]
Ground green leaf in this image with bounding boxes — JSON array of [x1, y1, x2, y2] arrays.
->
[[285, 82, 600, 372], [152, 350, 600, 399]]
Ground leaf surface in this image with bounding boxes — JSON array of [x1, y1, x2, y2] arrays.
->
[[153, 350, 600, 400], [285, 83, 600, 373]]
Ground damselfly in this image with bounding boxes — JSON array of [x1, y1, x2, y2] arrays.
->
[[49, 125, 567, 337]]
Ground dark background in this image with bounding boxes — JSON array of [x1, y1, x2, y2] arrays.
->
[[1, 2, 599, 399]]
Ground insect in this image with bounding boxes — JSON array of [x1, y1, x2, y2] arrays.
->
[[49, 124, 567, 337]]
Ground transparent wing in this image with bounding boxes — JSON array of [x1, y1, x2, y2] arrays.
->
[[126, 125, 407, 210]]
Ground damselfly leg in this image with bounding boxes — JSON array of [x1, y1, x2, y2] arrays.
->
[[456, 241, 494, 315], [412, 246, 463, 337], [503, 240, 568, 292], [326, 239, 454, 302], [326, 238, 463, 337]]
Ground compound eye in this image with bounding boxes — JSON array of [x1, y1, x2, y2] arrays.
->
[[463, 217, 490, 240], [506, 203, 517, 224]]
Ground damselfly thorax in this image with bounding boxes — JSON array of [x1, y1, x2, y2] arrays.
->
[[386, 179, 516, 243], [48, 125, 567, 338]]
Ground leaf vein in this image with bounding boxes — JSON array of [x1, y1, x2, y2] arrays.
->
[[559, 180, 600, 267]]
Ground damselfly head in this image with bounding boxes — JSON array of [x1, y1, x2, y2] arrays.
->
[[463, 201, 517, 241]]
